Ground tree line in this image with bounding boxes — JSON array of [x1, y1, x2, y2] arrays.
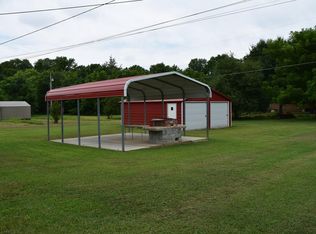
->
[[0, 26, 315, 118]]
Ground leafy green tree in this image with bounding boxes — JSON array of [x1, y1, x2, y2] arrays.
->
[[34, 58, 55, 72], [188, 58, 209, 73], [54, 57, 77, 71], [150, 63, 175, 73], [0, 26, 315, 117], [34, 57, 76, 72], [121, 65, 148, 77], [104, 97, 120, 119], [102, 57, 122, 79], [245, 39, 276, 83], [305, 69, 316, 115], [210, 54, 269, 117], [183, 68, 208, 84], [0, 69, 41, 113], [0, 59, 32, 80]]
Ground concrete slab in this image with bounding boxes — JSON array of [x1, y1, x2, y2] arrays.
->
[[52, 133, 206, 151]]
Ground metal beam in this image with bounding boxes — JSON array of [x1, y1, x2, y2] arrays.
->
[[61, 100, 64, 143], [127, 95, 131, 127], [144, 98, 147, 126], [121, 96, 125, 152], [77, 99, 81, 146], [97, 98, 101, 149], [135, 81, 165, 118], [162, 97, 165, 118], [154, 78, 185, 98], [183, 100, 186, 136], [47, 101, 50, 141], [154, 78, 186, 134]]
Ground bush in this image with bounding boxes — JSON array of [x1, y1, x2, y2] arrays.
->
[[51, 102, 60, 124], [239, 112, 279, 120], [293, 112, 316, 120]]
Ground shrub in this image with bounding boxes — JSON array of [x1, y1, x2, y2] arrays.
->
[[51, 102, 60, 124]]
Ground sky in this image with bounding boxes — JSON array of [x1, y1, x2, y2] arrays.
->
[[0, 0, 315, 69]]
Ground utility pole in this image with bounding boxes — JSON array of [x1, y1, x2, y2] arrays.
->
[[49, 72, 53, 90]]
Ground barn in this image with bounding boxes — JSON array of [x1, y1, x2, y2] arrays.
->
[[0, 101, 31, 120], [124, 89, 232, 130]]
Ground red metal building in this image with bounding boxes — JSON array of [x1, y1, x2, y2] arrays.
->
[[125, 89, 232, 130]]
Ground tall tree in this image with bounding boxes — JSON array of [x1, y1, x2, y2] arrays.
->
[[150, 63, 176, 73], [0, 59, 32, 80]]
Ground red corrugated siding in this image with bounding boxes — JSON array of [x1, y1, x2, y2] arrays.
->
[[176, 102, 182, 124], [210, 90, 231, 101], [124, 101, 182, 125]]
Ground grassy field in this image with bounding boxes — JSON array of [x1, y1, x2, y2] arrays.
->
[[0, 116, 316, 233]]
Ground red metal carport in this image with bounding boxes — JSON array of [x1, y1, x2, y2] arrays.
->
[[46, 71, 211, 151]]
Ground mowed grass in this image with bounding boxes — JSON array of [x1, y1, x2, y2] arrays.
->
[[0, 116, 316, 233]]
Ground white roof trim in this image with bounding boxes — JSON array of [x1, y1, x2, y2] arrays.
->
[[123, 71, 211, 97], [0, 101, 31, 107]]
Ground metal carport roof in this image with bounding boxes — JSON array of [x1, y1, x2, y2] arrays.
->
[[45, 71, 211, 152], [45, 71, 211, 101]]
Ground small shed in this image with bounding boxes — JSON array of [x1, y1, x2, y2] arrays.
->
[[0, 101, 31, 120], [124, 89, 232, 130]]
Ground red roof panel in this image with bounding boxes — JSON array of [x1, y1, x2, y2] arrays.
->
[[46, 77, 131, 101]]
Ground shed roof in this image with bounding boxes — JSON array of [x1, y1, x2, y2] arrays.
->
[[0, 101, 30, 107], [45, 72, 211, 101], [212, 89, 232, 101]]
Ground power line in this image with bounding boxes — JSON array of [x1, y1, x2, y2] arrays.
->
[[0, 0, 143, 16], [0, 0, 117, 45], [117, 0, 296, 43], [1, 0, 295, 60], [0, 0, 255, 60], [27, 0, 296, 59], [1, 0, 251, 47], [155, 0, 297, 31], [0, 0, 143, 45], [218, 60, 316, 76], [2, 0, 293, 59]]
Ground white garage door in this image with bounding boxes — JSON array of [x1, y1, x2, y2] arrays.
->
[[210, 102, 229, 128], [185, 102, 207, 130]]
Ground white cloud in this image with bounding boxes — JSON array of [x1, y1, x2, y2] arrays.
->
[[0, 0, 315, 69]]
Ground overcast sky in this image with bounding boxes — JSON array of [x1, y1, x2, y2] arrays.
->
[[0, 0, 315, 69]]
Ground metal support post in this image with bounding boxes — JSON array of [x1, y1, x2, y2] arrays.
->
[[121, 97, 125, 152], [47, 101, 50, 141], [183, 98, 186, 136], [162, 97, 165, 118], [144, 98, 147, 126], [61, 100, 64, 143], [97, 98, 101, 149], [127, 96, 131, 134], [206, 96, 210, 140], [77, 100, 81, 146]]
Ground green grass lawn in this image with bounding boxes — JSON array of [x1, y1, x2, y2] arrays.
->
[[0, 116, 316, 233]]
